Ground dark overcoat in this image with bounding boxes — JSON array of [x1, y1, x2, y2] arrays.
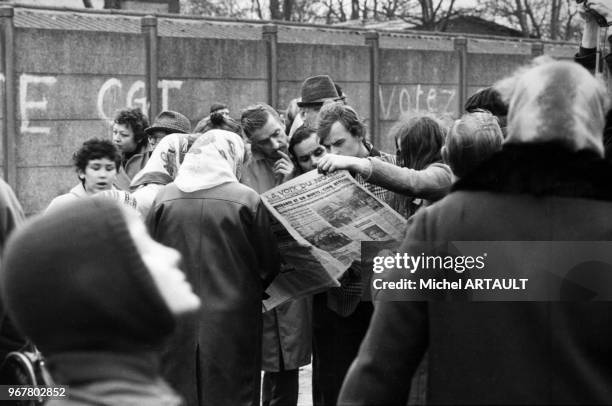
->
[[339, 144, 612, 405], [241, 151, 312, 372], [147, 182, 280, 406]]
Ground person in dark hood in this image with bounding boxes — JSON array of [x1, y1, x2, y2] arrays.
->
[[1, 198, 200, 405]]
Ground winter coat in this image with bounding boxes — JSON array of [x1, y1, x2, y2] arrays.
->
[[148, 181, 280, 406], [45, 183, 88, 214], [46, 352, 182, 406], [366, 159, 453, 202], [339, 143, 612, 405], [0, 179, 25, 364], [114, 145, 150, 191], [241, 150, 312, 372]]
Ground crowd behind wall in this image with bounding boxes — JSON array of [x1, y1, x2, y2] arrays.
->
[[0, 4, 577, 214]]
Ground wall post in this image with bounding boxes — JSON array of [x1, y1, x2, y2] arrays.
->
[[365, 31, 380, 145], [531, 42, 544, 57], [454, 37, 468, 116], [263, 24, 278, 110], [142, 15, 159, 121], [0, 6, 16, 190]]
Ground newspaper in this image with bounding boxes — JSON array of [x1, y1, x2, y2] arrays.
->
[[261, 169, 407, 311]]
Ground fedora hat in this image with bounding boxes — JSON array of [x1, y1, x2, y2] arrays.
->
[[145, 110, 191, 135], [297, 75, 340, 107]]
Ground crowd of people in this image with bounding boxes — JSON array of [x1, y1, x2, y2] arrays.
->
[[0, 3, 612, 405]]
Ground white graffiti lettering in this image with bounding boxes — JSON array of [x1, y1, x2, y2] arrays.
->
[[159, 80, 183, 111], [379, 85, 456, 120], [20, 74, 58, 134], [97, 78, 184, 120], [97, 78, 122, 121], [126, 80, 146, 113]]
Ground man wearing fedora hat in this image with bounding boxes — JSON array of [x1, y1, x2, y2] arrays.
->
[[296, 75, 344, 131], [145, 110, 191, 151]]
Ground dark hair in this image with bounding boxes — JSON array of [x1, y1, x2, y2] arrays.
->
[[289, 125, 317, 158], [464, 87, 508, 118], [392, 115, 444, 170], [113, 108, 149, 148], [194, 112, 243, 136], [240, 103, 282, 139], [73, 138, 122, 179], [317, 102, 365, 145]]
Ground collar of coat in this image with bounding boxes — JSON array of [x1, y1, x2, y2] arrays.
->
[[452, 142, 612, 201]]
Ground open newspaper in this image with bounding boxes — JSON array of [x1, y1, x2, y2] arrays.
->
[[261, 169, 407, 311]]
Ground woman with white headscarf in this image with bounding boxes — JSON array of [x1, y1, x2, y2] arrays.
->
[[130, 132, 198, 217], [147, 129, 281, 406]]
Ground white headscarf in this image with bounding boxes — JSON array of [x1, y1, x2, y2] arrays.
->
[[174, 129, 246, 193], [495, 57, 610, 157], [130, 133, 198, 189]]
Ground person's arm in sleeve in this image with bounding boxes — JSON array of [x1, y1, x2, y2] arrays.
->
[[317, 154, 453, 200], [338, 209, 431, 406], [575, 7, 599, 73], [366, 159, 453, 201]]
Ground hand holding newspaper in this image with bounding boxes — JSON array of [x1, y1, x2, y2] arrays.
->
[[261, 169, 407, 311]]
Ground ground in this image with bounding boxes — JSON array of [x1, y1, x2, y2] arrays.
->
[[298, 364, 313, 406]]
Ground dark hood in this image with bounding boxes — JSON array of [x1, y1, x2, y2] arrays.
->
[[0, 198, 175, 355]]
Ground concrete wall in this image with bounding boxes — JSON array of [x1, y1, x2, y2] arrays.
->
[[2, 6, 576, 214]]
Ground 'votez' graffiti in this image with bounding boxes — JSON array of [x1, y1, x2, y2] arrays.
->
[[16, 74, 183, 134], [379, 85, 457, 119]]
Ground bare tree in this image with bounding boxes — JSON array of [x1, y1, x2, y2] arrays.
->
[[104, 0, 120, 8], [270, 0, 282, 19], [550, 0, 561, 39], [480, 0, 580, 39], [251, 0, 264, 19], [392, 0, 460, 31], [350, 0, 359, 20]]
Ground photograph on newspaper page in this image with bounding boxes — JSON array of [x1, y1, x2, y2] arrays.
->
[[261, 169, 407, 310]]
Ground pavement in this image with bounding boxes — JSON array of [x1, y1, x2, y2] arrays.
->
[[298, 364, 313, 406]]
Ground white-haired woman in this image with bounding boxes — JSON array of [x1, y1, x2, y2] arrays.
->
[[339, 58, 612, 404]]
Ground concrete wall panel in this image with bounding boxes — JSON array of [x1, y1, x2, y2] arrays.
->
[[17, 120, 110, 168], [380, 50, 459, 85], [16, 28, 145, 75], [159, 37, 267, 79], [277, 44, 370, 82], [18, 166, 74, 215], [467, 53, 533, 87]]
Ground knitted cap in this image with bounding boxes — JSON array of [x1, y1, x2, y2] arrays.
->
[[1, 198, 175, 355], [145, 110, 191, 135], [297, 75, 340, 107]]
